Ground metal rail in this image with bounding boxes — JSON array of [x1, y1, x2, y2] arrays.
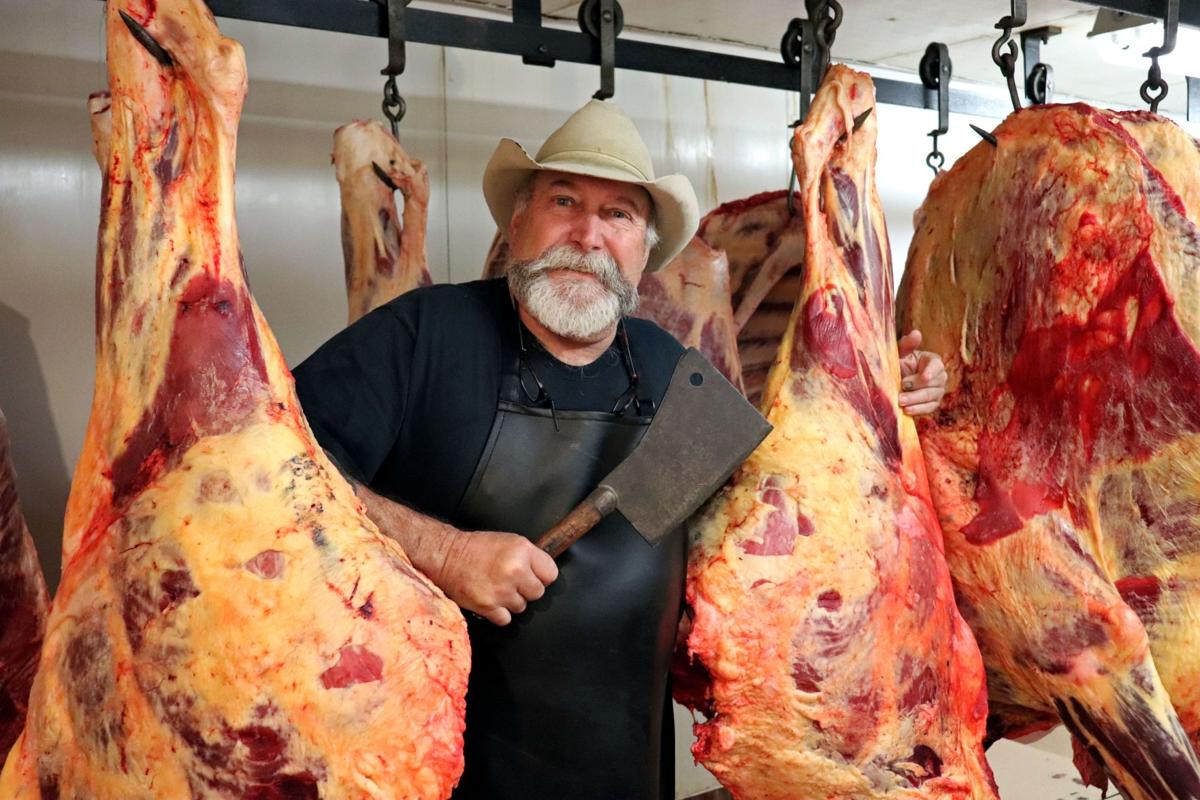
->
[[105, 0, 1199, 121], [178, 0, 1016, 119]]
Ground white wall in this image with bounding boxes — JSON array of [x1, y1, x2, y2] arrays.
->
[[0, 1, 1105, 797]]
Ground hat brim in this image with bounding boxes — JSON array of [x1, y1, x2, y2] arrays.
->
[[481, 138, 699, 272]]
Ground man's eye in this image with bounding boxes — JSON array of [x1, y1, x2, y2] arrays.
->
[[610, 209, 629, 220], [554, 196, 574, 207]]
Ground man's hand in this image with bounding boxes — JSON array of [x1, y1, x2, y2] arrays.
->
[[897, 329, 948, 417], [352, 482, 558, 627], [436, 530, 559, 626]]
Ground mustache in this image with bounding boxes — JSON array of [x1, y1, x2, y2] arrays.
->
[[512, 246, 623, 287], [506, 245, 639, 315]]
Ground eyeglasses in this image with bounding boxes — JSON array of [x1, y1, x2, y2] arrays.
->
[[515, 317, 654, 431]]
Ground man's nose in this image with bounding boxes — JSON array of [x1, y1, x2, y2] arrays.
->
[[568, 212, 606, 252]]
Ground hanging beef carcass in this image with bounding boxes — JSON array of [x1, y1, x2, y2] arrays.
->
[[0, 0, 469, 796], [0, 408, 50, 759], [635, 237, 744, 390], [677, 65, 996, 800], [335, 120, 432, 323], [481, 231, 508, 281], [697, 192, 806, 406], [896, 103, 1200, 799]]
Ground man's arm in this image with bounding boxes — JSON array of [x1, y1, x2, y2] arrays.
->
[[296, 306, 557, 626], [345, 474, 558, 627]]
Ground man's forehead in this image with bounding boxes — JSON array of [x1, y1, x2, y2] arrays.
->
[[534, 171, 651, 213]]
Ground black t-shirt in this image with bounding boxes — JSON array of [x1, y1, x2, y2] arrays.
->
[[293, 278, 685, 522]]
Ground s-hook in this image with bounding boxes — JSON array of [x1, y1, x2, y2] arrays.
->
[[1141, 0, 1179, 113], [781, 16, 816, 215], [579, 0, 624, 100], [920, 43, 951, 175], [379, 0, 412, 138], [991, 0, 1027, 112]]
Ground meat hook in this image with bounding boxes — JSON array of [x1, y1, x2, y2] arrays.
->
[[970, 124, 998, 147], [372, 162, 401, 192], [119, 11, 174, 68]]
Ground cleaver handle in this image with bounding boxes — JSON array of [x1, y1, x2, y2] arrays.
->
[[536, 485, 619, 558]]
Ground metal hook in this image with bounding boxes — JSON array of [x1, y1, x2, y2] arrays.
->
[[920, 42, 951, 175], [378, 0, 410, 136], [382, 76, 406, 139], [970, 124, 998, 147], [805, 0, 842, 85], [372, 161, 401, 192], [1140, 0, 1179, 113], [991, 0, 1026, 112], [781, 16, 815, 217], [782, 3, 844, 216], [119, 11, 174, 68]]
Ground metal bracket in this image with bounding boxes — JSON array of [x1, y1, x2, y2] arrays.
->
[[1021, 25, 1060, 105], [514, 0, 555, 67], [579, 0, 621, 100], [381, 0, 409, 78], [992, 0, 1027, 111], [920, 42, 951, 173]]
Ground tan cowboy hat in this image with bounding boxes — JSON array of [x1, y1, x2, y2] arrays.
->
[[482, 99, 700, 272]]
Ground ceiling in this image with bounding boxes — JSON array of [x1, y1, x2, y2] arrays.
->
[[438, 1, 1196, 116]]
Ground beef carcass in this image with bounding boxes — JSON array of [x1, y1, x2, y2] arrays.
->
[[678, 65, 996, 799], [896, 103, 1200, 799], [0, 1, 469, 796], [335, 120, 432, 323], [0, 408, 49, 759], [635, 237, 744, 389], [481, 230, 508, 280], [694, 192, 807, 405]]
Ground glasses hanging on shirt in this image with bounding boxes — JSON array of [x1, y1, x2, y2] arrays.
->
[[514, 316, 654, 429]]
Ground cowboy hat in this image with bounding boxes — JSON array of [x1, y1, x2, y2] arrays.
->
[[481, 99, 699, 272]]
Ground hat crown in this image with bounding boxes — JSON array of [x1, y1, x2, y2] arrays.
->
[[533, 99, 656, 182]]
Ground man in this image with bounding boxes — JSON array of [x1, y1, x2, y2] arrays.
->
[[294, 99, 948, 800]]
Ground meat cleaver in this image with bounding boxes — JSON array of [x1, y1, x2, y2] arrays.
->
[[535, 348, 772, 558]]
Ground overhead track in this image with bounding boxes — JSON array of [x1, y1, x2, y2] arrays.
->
[[101, 0, 1200, 121]]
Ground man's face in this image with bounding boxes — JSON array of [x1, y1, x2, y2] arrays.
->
[[505, 171, 654, 342]]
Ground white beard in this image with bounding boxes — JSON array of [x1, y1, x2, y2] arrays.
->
[[506, 245, 639, 341]]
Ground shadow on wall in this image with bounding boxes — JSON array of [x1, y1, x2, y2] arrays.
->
[[0, 302, 69, 593]]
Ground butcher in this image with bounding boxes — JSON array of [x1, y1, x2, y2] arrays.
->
[[293, 99, 948, 799]]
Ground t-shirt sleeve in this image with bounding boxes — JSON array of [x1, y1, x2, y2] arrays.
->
[[293, 301, 416, 485]]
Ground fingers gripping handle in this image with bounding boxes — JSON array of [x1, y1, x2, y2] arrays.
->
[[536, 485, 619, 558]]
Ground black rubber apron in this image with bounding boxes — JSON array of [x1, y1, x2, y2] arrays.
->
[[449, 315, 684, 800]]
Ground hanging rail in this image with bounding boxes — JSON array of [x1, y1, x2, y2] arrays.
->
[[122, 0, 1007, 119], [106, 0, 1199, 121]]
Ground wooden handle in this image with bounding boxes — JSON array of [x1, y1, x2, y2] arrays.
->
[[536, 485, 619, 558]]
